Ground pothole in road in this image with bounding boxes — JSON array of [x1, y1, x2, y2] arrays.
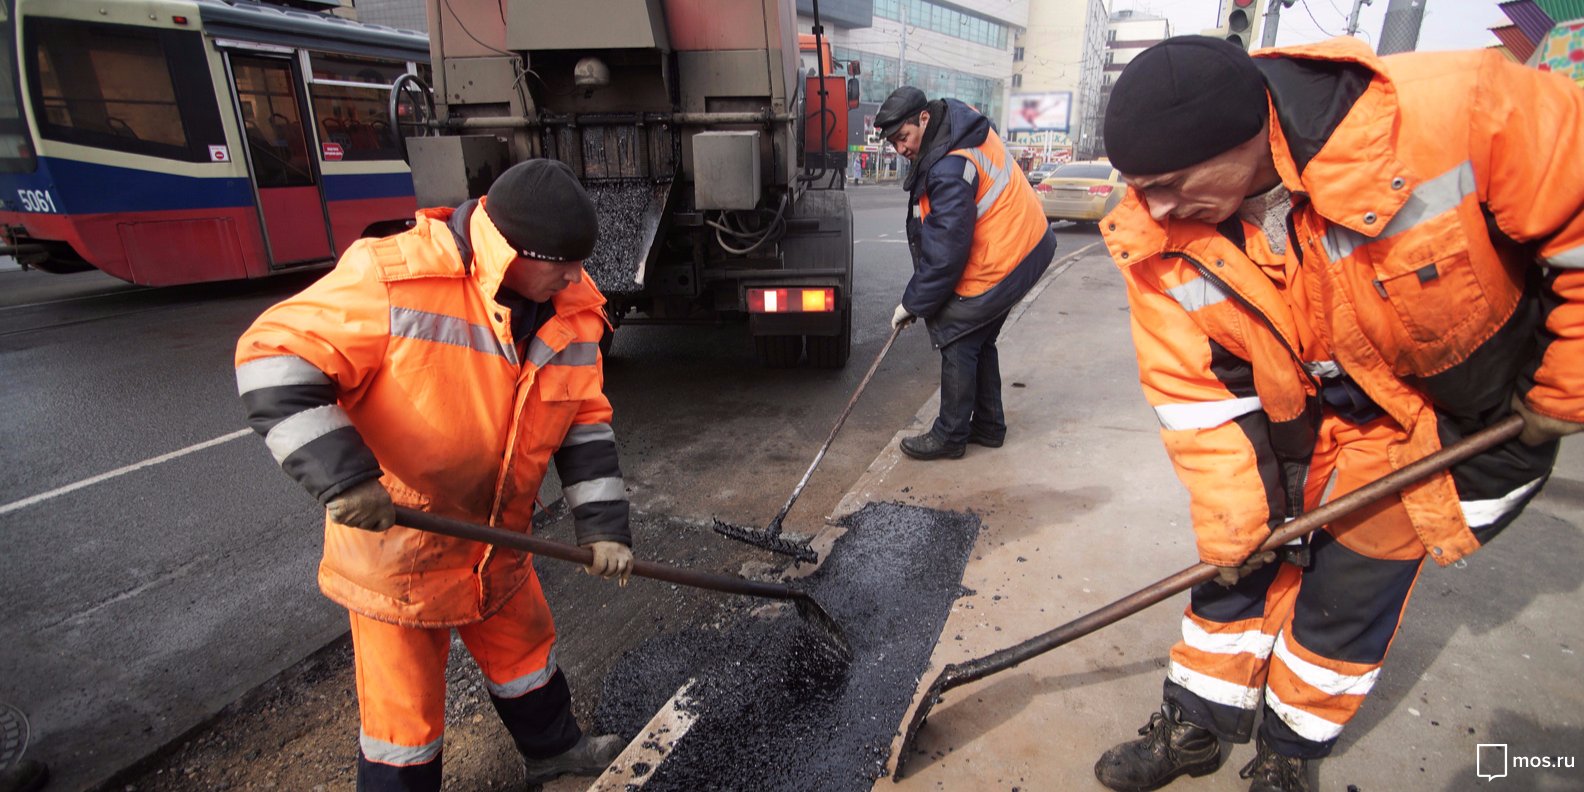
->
[[592, 501, 981, 790]]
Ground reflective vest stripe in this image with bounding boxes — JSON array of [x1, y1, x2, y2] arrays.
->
[[1264, 689, 1345, 742], [360, 733, 443, 767], [1322, 161, 1475, 262], [527, 339, 600, 369], [564, 476, 625, 508], [1180, 617, 1277, 659], [1547, 245, 1584, 269], [1168, 660, 1262, 710], [1154, 396, 1264, 430], [563, 423, 616, 447], [1166, 276, 1232, 313], [961, 144, 1013, 217], [235, 355, 330, 395], [264, 404, 353, 465], [484, 645, 559, 699], [390, 306, 515, 364], [1272, 634, 1380, 698], [1460, 476, 1544, 528]]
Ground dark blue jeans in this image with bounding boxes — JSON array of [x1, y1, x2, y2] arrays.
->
[[930, 312, 1009, 446]]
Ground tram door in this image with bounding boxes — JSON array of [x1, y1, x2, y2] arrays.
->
[[229, 54, 333, 266]]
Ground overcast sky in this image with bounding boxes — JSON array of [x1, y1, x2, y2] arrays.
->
[[1109, 0, 1511, 51]]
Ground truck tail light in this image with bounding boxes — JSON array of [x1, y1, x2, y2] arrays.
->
[[1088, 185, 1113, 196], [748, 287, 836, 313]]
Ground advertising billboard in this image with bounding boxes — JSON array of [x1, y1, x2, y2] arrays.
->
[[1008, 92, 1072, 133]]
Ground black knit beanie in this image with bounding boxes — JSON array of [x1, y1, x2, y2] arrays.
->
[[483, 159, 599, 262], [1103, 36, 1269, 176]]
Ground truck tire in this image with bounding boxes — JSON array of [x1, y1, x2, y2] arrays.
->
[[755, 334, 804, 368], [805, 304, 851, 369]]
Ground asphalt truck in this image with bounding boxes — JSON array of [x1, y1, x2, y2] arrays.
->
[[395, 0, 860, 367]]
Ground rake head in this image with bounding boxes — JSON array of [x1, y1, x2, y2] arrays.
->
[[712, 518, 818, 564]]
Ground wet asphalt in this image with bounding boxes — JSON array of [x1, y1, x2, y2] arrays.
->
[[593, 502, 980, 790]]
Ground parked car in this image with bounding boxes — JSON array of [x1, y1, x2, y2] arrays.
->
[[1035, 160, 1125, 222], [1026, 163, 1061, 186]]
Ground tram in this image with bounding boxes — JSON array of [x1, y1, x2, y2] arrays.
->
[[0, 0, 428, 285]]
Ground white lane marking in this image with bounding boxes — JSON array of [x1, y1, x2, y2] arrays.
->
[[587, 679, 699, 790], [0, 428, 253, 516], [856, 238, 909, 244]]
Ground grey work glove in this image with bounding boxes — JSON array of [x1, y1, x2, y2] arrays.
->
[[1511, 394, 1584, 447], [891, 304, 915, 329], [585, 541, 633, 585], [1214, 550, 1276, 587], [326, 478, 395, 532]]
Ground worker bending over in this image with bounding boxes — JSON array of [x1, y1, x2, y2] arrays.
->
[[236, 160, 631, 791], [1094, 36, 1584, 792]]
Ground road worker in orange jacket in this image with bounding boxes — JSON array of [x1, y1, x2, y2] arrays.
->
[[235, 160, 631, 791], [876, 86, 1056, 460], [1093, 36, 1584, 792]]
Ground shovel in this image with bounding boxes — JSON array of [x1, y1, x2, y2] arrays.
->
[[714, 321, 908, 563], [892, 413, 1525, 779], [393, 506, 852, 664]]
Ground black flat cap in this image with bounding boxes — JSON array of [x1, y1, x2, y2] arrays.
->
[[1103, 36, 1269, 176], [875, 86, 929, 139], [483, 159, 599, 262]]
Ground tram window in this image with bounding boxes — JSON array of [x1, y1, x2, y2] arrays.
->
[[25, 18, 224, 162], [231, 56, 314, 188], [0, 9, 35, 173], [308, 53, 406, 161]]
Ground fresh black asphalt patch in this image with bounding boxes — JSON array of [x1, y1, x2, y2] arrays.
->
[[594, 501, 980, 790]]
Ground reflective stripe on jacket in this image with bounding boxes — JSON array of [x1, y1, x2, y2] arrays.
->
[[904, 99, 1056, 348], [235, 199, 627, 626], [1102, 39, 1582, 568]]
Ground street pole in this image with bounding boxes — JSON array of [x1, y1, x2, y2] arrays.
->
[[897, 3, 908, 89], [1376, 0, 1425, 54], [1346, 0, 1372, 37], [1260, 0, 1283, 48]]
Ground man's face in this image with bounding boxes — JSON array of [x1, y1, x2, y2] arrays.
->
[[501, 255, 584, 302], [1122, 132, 1267, 225], [886, 110, 930, 162]]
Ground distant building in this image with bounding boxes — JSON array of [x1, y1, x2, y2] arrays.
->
[[1095, 9, 1173, 159], [1010, 0, 1108, 162], [803, 0, 1025, 135]]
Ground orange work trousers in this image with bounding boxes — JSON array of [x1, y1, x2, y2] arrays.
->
[[1164, 412, 1428, 758], [350, 571, 579, 791]]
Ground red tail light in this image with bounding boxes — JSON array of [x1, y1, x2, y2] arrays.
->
[[1035, 183, 1051, 192], [748, 287, 836, 313], [1088, 185, 1114, 196]]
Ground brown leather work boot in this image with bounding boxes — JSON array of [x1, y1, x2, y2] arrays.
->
[[1094, 703, 1224, 791], [522, 734, 624, 786], [1239, 734, 1312, 792]]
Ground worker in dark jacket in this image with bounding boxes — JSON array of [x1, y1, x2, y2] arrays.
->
[[876, 86, 1057, 460]]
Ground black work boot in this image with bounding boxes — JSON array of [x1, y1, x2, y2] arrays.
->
[[1094, 704, 1223, 792], [522, 734, 624, 785], [1239, 734, 1311, 792], [900, 432, 965, 460]]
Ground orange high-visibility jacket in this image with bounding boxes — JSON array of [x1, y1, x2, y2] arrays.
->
[[1103, 39, 1584, 568], [904, 98, 1056, 348], [235, 200, 625, 626]]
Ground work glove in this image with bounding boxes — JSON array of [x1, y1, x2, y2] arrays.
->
[[1511, 394, 1584, 447], [585, 541, 633, 586], [326, 478, 394, 532], [891, 304, 915, 329], [1213, 550, 1276, 587]]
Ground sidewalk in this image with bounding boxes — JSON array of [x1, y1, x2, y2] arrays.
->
[[821, 242, 1584, 791]]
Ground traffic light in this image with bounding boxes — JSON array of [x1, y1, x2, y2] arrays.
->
[[1206, 0, 1264, 50]]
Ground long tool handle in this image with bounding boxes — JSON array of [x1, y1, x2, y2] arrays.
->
[[894, 414, 1524, 779], [394, 507, 803, 602], [767, 322, 906, 534]]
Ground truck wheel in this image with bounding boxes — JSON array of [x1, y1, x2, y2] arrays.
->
[[754, 334, 804, 368], [805, 306, 851, 369]]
